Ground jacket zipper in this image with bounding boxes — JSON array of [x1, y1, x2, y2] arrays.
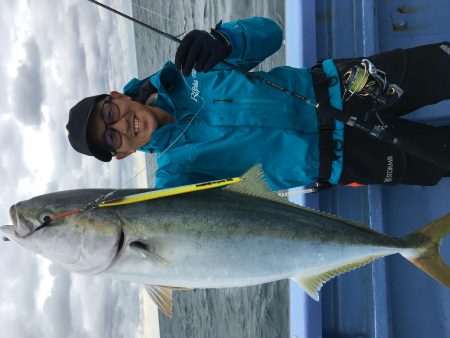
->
[[212, 98, 279, 104]]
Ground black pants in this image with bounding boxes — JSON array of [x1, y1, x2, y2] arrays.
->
[[335, 42, 450, 185]]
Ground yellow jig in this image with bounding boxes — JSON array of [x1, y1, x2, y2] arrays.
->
[[99, 177, 242, 207]]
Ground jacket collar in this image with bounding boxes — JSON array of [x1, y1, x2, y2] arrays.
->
[[139, 61, 204, 153], [139, 123, 175, 153], [139, 62, 186, 153]]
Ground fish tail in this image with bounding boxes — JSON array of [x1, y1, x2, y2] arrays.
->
[[401, 212, 450, 287]]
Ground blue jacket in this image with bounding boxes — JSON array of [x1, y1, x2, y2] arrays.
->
[[124, 17, 343, 190]]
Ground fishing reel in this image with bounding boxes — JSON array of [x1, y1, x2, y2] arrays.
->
[[343, 58, 403, 112]]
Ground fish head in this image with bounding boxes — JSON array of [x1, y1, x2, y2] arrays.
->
[[1, 189, 125, 275]]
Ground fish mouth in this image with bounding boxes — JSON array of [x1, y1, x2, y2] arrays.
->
[[0, 207, 18, 238], [8, 204, 34, 237], [0, 224, 13, 238], [9, 205, 17, 225]]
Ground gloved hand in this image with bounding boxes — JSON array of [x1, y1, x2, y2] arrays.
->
[[175, 29, 232, 76]]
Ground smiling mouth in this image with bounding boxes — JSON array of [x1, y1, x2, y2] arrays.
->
[[134, 116, 140, 135]]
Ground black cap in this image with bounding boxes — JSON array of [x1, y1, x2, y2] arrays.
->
[[66, 94, 112, 162]]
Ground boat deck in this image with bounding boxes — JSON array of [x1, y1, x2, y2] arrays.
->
[[287, 1, 450, 337]]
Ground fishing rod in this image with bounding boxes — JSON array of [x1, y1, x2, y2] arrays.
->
[[322, 105, 450, 171], [87, 0, 450, 173]]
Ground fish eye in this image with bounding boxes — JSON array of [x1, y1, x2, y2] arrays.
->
[[39, 214, 53, 224]]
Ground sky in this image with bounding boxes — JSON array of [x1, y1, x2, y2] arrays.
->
[[0, 0, 156, 337]]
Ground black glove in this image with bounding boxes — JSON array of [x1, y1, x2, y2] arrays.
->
[[175, 29, 232, 76]]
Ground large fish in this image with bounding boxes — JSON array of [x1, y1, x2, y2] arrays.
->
[[2, 165, 449, 316]]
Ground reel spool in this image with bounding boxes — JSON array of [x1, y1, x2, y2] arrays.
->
[[342, 58, 403, 109]]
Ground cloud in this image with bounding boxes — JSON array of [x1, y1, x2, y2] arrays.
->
[[0, 0, 145, 336], [68, 275, 141, 338], [12, 39, 44, 126], [0, 244, 45, 338], [0, 1, 19, 110], [43, 265, 73, 337], [0, 118, 31, 226]]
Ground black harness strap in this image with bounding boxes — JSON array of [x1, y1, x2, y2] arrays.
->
[[311, 68, 341, 189]]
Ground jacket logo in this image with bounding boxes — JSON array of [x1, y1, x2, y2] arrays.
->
[[190, 69, 200, 102]]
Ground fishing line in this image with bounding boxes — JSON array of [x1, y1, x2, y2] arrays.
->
[[81, 71, 207, 210], [131, 2, 179, 24], [82, 1, 423, 204], [277, 186, 324, 197], [99, 57, 268, 199], [131, 2, 188, 37], [28, 82, 216, 233], [81, 0, 312, 206], [157, 74, 205, 159], [88, 0, 450, 194], [80, 0, 324, 202], [86, 0, 317, 108]]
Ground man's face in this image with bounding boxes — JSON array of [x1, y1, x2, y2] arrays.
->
[[88, 92, 159, 159]]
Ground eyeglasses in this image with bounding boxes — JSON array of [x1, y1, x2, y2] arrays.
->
[[100, 96, 122, 153]]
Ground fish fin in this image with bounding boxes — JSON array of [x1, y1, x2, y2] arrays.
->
[[293, 255, 384, 301], [402, 212, 450, 287], [225, 164, 298, 206], [144, 285, 175, 317], [227, 164, 372, 230], [130, 241, 169, 265]]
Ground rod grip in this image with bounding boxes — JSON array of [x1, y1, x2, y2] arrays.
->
[[391, 136, 450, 171]]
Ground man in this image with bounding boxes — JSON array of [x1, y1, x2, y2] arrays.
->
[[67, 17, 450, 190]]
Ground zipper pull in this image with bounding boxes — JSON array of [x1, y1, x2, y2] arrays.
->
[[213, 98, 233, 103]]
